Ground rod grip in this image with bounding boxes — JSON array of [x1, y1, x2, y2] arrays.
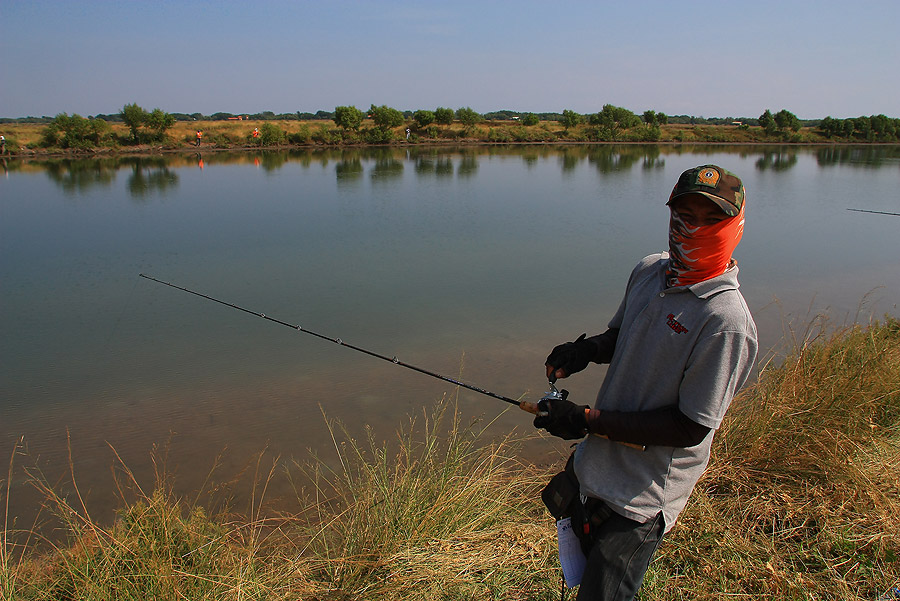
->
[[518, 401, 544, 415]]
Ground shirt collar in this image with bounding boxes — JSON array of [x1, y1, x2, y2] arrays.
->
[[687, 264, 741, 299]]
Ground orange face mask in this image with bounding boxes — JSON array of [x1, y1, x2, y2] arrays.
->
[[666, 204, 744, 287]]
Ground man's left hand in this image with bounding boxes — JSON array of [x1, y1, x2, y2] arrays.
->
[[533, 391, 589, 440]]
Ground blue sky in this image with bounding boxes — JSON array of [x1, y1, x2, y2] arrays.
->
[[2, 0, 897, 120]]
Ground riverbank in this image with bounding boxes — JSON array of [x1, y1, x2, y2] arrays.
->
[[3, 316, 898, 600], [0, 118, 882, 159]]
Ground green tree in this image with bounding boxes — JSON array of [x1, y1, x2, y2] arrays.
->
[[759, 109, 776, 135], [413, 110, 435, 128], [657, 112, 668, 125], [642, 110, 658, 126], [522, 113, 540, 126], [455, 107, 481, 128], [868, 114, 898, 141], [145, 108, 176, 141], [434, 107, 454, 126], [121, 103, 148, 141], [589, 104, 640, 140], [333, 105, 364, 130], [853, 116, 872, 141], [369, 104, 404, 129], [561, 109, 581, 130], [774, 109, 801, 133], [841, 119, 855, 138], [120, 103, 175, 143], [819, 116, 840, 138]]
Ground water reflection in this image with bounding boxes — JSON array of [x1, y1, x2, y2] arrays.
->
[[126, 157, 179, 198], [256, 151, 291, 172], [43, 157, 118, 194], [414, 153, 454, 178], [16, 144, 900, 199], [457, 152, 478, 178], [816, 145, 900, 167], [586, 145, 650, 173], [560, 148, 580, 172], [370, 150, 404, 182], [335, 156, 364, 181], [641, 146, 665, 170], [755, 151, 798, 171]]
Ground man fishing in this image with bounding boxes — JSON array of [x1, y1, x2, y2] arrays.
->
[[535, 165, 758, 600]]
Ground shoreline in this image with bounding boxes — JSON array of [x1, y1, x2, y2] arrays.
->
[[4, 118, 899, 160], [6, 138, 899, 161]]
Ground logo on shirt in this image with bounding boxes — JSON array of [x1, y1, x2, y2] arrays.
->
[[666, 313, 689, 334]]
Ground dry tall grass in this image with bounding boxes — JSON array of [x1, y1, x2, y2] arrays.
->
[[2, 317, 898, 600], [643, 315, 900, 600]]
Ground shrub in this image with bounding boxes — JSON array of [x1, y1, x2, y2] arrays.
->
[[288, 125, 312, 144], [258, 123, 285, 145], [313, 125, 343, 145], [363, 127, 394, 144], [40, 114, 112, 149], [487, 128, 512, 143]]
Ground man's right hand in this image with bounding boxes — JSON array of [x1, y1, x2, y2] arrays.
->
[[545, 333, 596, 381]]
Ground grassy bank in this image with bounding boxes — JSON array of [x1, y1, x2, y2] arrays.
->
[[0, 118, 862, 157], [2, 316, 899, 600]]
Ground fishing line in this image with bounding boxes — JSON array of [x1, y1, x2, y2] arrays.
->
[[96, 275, 142, 369], [138, 273, 539, 412]]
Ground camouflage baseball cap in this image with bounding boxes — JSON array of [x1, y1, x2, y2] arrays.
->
[[667, 165, 745, 217]]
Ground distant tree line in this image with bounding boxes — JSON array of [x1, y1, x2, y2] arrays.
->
[[818, 114, 900, 142], [1, 110, 338, 124], [10, 101, 900, 151]]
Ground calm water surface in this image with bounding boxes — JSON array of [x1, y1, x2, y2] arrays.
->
[[1, 145, 898, 524]]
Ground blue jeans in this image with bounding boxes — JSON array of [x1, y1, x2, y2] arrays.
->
[[576, 509, 664, 601]]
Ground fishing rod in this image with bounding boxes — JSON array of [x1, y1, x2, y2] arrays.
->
[[138, 273, 551, 415], [139, 274, 646, 450], [847, 208, 900, 217]]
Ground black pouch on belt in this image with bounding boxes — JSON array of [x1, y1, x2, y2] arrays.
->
[[541, 453, 615, 556], [540, 453, 580, 520]]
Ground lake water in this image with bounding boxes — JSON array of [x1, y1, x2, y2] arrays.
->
[[2, 144, 899, 525]]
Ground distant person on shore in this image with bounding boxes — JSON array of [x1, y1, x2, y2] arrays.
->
[[535, 165, 758, 600], [196, 130, 203, 147], [252, 127, 259, 140], [0, 135, 6, 154]]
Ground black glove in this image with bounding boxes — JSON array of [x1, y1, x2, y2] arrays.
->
[[545, 333, 596, 379], [533, 390, 589, 440]]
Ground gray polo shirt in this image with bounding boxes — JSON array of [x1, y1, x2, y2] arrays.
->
[[574, 252, 757, 532]]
